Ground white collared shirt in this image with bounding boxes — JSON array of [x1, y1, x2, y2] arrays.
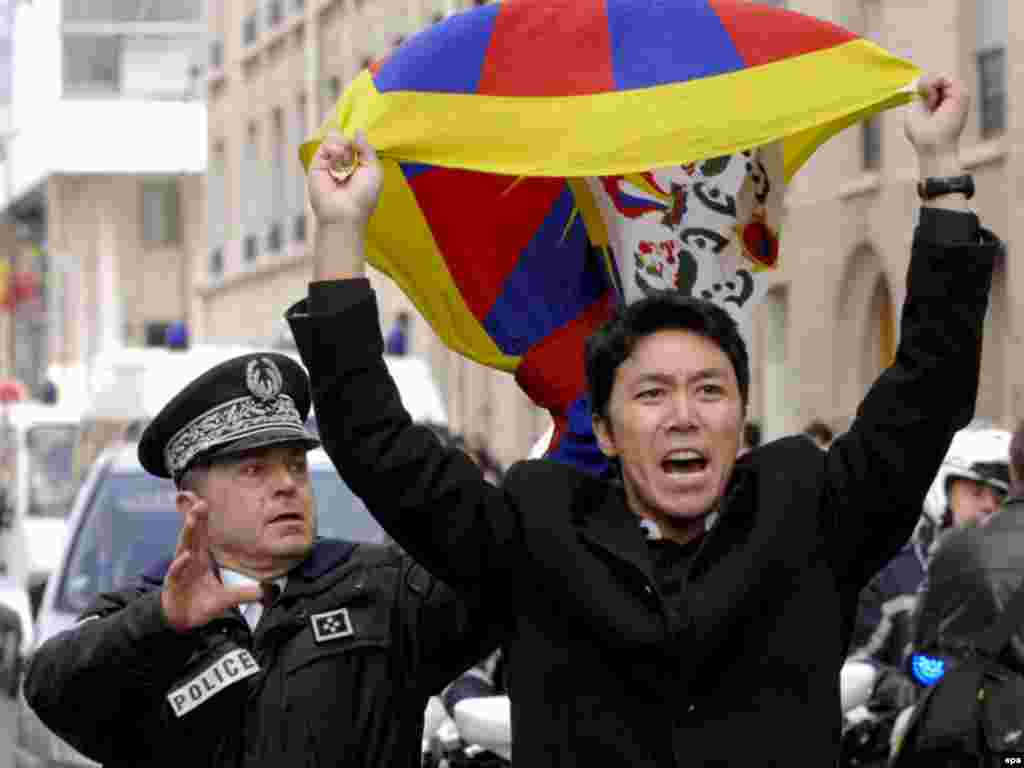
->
[[220, 569, 288, 631]]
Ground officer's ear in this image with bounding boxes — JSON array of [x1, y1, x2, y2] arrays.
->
[[175, 490, 202, 520]]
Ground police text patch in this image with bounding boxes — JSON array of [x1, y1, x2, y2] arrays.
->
[[311, 607, 354, 643], [166, 648, 261, 718]]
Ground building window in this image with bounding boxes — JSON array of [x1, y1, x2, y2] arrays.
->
[[267, 0, 283, 28], [861, 116, 881, 171], [977, 48, 1006, 138], [976, 0, 1007, 139], [209, 142, 227, 274], [288, 96, 308, 242], [243, 13, 258, 46], [244, 234, 259, 264], [241, 121, 267, 266], [63, 0, 203, 23], [209, 39, 223, 69], [63, 35, 121, 94], [866, 275, 895, 377], [209, 247, 224, 278], [267, 223, 282, 253], [271, 108, 287, 254], [141, 180, 180, 243], [760, 288, 795, 441]]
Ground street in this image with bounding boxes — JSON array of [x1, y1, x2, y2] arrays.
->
[[0, 692, 14, 768]]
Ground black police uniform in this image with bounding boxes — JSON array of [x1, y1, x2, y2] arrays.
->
[[23, 353, 500, 768]]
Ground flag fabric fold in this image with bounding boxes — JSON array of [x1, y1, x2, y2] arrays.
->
[[301, 0, 921, 469]]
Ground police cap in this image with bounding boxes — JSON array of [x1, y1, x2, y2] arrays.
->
[[138, 353, 320, 481]]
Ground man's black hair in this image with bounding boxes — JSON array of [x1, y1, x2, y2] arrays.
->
[[584, 291, 750, 424], [743, 421, 762, 451]]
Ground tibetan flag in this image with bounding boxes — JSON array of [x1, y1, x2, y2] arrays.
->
[[301, 0, 921, 472]]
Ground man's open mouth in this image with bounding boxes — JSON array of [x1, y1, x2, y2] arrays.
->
[[661, 449, 709, 475]]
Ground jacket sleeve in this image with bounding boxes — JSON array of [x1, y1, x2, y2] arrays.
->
[[23, 589, 200, 763], [286, 282, 525, 596], [822, 208, 998, 587], [397, 557, 506, 696]]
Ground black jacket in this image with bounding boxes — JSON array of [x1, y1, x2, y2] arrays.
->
[[287, 209, 995, 767], [24, 539, 499, 768], [913, 496, 1024, 673]]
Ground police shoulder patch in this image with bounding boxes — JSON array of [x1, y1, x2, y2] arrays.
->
[[166, 647, 261, 718], [311, 607, 355, 643]]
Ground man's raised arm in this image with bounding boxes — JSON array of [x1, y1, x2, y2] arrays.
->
[[287, 132, 522, 595], [823, 76, 1000, 585]]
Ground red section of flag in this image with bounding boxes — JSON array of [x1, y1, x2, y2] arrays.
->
[[515, 293, 614, 411], [709, 0, 856, 68], [407, 169, 567, 322], [477, 0, 615, 96]]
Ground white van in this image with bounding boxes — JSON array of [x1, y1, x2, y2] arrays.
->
[[0, 402, 82, 609], [73, 345, 448, 470]]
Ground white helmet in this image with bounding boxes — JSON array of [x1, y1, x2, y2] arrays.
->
[[922, 426, 1012, 528]]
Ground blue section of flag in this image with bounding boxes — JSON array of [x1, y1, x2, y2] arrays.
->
[[606, 0, 745, 90], [547, 395, 611, 477], [374, 4, 501, 94], [400, 162, 434, 181], [482, 189, 607, 355]]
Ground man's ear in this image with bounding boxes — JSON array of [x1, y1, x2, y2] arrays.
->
[[592, 412, 618, 459], [175, 490, 201, 520]]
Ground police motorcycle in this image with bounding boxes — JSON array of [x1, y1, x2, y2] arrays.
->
[[840, 660, 920, 767], [422, 695, 512, 768]]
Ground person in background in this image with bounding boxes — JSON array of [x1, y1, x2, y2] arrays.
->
[[845, 426, 1012, 719], [386, 311, 412, 356]]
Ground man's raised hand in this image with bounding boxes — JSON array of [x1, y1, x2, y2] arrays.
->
[[308, 130, 383, 234], [161, 497, 262, 632], [308, 130, 382, 280], [905, 74, 969, 179]]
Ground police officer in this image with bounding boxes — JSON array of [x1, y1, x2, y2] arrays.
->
[[23, 353, 499, 768]]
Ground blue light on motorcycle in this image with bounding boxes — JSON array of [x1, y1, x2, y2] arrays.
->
[[910, 653, 946, 686]]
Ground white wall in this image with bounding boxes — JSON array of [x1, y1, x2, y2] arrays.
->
[[0, 0, 206, 208]]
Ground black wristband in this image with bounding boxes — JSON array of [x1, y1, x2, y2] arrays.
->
[[917, 175, 975, 201]]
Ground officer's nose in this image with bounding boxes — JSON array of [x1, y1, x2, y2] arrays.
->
[[270, 462, 299, 493]]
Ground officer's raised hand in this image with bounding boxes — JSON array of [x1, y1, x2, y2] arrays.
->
[[308, 130, 384, 281], [161, 496, 262, 632]]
